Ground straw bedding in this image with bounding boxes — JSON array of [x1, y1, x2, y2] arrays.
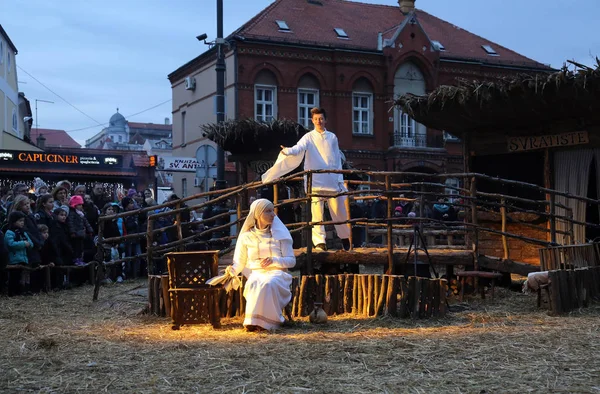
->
[[1, 281, 599, 393]]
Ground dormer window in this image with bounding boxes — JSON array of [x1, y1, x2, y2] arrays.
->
[[432, 40, 445, 51], [276, 20, 290, 32], [334, 28, 349, 39], [482, 45, 498, 56]]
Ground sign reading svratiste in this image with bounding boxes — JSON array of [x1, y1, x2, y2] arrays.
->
[[507, 131, 589, 152], [157, 156, 203, 172]]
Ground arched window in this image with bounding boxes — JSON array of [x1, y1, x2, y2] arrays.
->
[[352, 78, 373, 135], [254, 70, 278, 122], [297, 74, 320, 128], [393, 62, 426, 147]]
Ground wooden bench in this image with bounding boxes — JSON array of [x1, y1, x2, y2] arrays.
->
[[456, 271, 503, 301]]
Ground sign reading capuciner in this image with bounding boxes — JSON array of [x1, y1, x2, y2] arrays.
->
[[507, 131, 589, 152]]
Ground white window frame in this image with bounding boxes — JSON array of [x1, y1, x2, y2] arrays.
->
[[352, 92, 373, 135], [12, 108, 18, 132], [182, 178, 188, 198], [298, 88, 319, 128], [181, 111, 186, 144], [356, 174, 371, 203], [254, 84, 277, 122], [445, 178, 460, 202], [7, 51, 11, 72]]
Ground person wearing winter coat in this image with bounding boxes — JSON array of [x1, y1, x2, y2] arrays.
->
[[4, 211, 33, 295], [67, 195, 93, 265], [9, 194, 43, 268], [35, 194, 55, 228], [51, 208, 74, 267], [52, 186, 70, 216]]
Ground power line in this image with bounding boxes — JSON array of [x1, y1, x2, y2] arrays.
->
[[64, 99, 172, 133], [17, 65, 104, 126]]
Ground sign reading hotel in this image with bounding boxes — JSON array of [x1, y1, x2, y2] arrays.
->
[[0, 151, 122, 167], [157, 156, 203, 172], [507, 131, 589, 152]]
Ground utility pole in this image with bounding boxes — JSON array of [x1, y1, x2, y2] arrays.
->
[[214, 0, 226, 190], [35, 99, 54, 135]]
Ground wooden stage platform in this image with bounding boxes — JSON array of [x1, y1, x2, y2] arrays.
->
[[218, 247, 539, 276]]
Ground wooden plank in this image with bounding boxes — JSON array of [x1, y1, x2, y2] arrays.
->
[[386, 275, 398, 317], [478, 255, 539, 276], [398, 277, 409, 318], [344, 274, 353, 314], [438, 279, 447, 317], [548, 270, 562, 315], [558, 270, 570, 314], [375, 275, 388, 316]]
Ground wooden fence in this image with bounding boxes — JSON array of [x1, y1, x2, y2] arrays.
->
[[148, 274, 448, 320], [93, 170, 600, 302]]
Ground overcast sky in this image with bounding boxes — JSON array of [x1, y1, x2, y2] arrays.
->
[[3, 0, 599, 146]]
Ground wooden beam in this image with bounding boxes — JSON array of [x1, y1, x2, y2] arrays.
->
[[478, 255, 539, 276]]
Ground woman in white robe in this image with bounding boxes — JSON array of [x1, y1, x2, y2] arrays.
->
[[227, 198, 296, 331]]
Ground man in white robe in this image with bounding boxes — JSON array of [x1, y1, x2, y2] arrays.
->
[[262, 107, 350, 251]]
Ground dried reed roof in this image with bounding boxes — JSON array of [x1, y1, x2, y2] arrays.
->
[[395, 60, 600, 137], [202, 118, 307, 156]]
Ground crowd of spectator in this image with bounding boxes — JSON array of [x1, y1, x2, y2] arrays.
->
[[0, 178, 195, 296]]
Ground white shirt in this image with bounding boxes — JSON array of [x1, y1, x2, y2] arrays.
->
[[283, 129, 344, 192]]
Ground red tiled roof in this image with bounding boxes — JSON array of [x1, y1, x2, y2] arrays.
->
[[128, 122, 172, 130], [30, 128, 81, 148], [236, 0, 548, 69]]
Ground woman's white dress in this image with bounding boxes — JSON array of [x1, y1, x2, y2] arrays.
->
[[231, 227, 295, 330]]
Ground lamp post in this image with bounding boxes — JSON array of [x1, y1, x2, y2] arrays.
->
[[196, 0, 226, 190], [214, 0, 226, 190], [35, 99, 54, 135]]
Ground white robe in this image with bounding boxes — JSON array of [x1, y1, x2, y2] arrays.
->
[[262, 129, 344, 193], [230, 227, 296, 330]]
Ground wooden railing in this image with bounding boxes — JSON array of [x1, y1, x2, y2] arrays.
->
[[92, 170, 600, 299]]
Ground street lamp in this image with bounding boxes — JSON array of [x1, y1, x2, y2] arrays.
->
[[197, 0, 226, 190], [35, 99, 54, 135]]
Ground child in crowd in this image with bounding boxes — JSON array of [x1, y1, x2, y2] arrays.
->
[[67, 195, 93, 266], [101, 203, 124, 282], [4, 211, 33, 295], [38, 224, 55, 267], [52, 208, 73, 288], [120, 197, 141, 278]]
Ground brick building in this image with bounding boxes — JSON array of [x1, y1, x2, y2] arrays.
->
[[168, 0, 551, 196]]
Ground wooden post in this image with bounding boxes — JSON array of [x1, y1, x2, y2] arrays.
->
[[385, 175, 394, 274], [147, 217, 154, 275], [344, 180, 353, 250], [161, 275, 170, 317], [500, 198, 509, 260], [236, 195, 243, 237], [176, 202, 183, 252], [93, 220, 106, 301], [305, 173, 313, 275], [470, 177, 479, 293], [549, 193, 557, 244], [273, 183, 279, 215]]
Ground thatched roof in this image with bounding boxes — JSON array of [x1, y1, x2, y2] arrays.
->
[[395, 60, 600, 137], [202, 119, 307, 155]]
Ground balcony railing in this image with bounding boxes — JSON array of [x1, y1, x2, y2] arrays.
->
[[391, 132, 444, 148]]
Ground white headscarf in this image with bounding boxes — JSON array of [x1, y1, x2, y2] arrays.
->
[[240, 198, 292, 242]]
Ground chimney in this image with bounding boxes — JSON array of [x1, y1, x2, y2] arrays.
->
[[36, 134, 46, 149], [398, 0, 415, 14], [164, 117, 170, 125]]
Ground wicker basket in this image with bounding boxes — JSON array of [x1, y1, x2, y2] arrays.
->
[[166, 251, 222, 329]]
